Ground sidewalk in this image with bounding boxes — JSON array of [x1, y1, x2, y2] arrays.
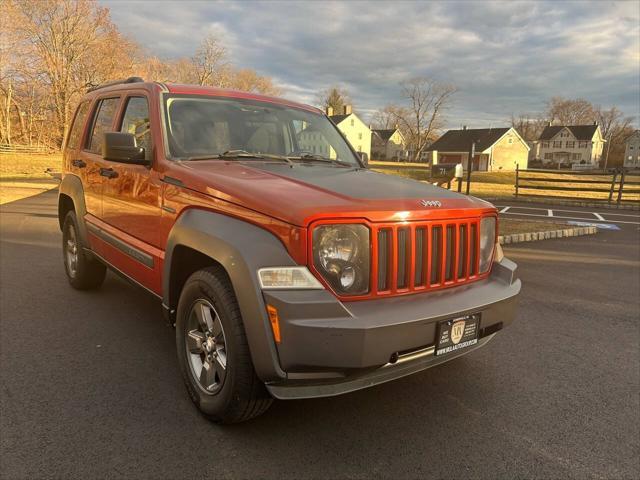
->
[[0, 177, 60, 205]]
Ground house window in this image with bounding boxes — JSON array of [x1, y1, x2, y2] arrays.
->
[[630, 146, 635, 150], [566, 141, 575, 148], [542, 141, 549, 148], [572, 153, 581, 161], [553, 141, 561, 148], [579, 141, 588, 148], [544, 153, 553, 160], [350, 119, 354, 127], [508, 138, 513, 144], [358, 132, 362, 140]]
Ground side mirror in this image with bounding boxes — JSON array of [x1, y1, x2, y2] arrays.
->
[[359, 151, 369, 167], [103, 132, 148, 164]]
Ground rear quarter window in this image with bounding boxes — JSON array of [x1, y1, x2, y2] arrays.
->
[[65, 101, 90, 150]]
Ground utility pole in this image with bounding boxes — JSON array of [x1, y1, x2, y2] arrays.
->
[[465, 141, 475, 195]]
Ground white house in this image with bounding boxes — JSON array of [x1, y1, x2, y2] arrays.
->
[[327, 106, 372, 160], [424, 126, 529, 171], [371, 128, 407, 161], [535, 123, 605, 166]]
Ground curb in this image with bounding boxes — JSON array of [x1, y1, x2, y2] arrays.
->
[[499, 226, 598, 245], [483, 196, 639, 211]]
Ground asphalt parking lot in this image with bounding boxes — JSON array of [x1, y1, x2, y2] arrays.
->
[[1, 191, 639, 479]]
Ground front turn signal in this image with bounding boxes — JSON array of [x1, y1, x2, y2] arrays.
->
[[266, 304, 281, 343]]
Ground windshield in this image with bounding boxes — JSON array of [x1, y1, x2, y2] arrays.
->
[[162, 95, 360, 166]]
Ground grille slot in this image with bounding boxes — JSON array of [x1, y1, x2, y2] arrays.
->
[[377, 229, 391, 291], [430, 226, 442, 285], [470, 223, 478, 276], [397, 228, 409, 289], [414, 227, 426, 286], [458, 224, 468, 279]]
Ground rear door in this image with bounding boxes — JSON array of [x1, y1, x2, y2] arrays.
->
[[77, 96, 122, 218]]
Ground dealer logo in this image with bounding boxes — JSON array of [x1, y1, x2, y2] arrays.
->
[[420, 200, 441, 208], [451, 320, 466, 344]]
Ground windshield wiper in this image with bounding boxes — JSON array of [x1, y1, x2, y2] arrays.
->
[[184, 150, 292, 164], [288, 154, 354, 168]]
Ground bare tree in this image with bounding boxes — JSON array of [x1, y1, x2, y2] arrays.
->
[[545, 97, 596, 125], [371, 105, 403, 130], [510, 113, 547, 142], [595, 106, 635, 167], [392, 77, 457, 161], [316, 86, 351, 113], [190, 34, 228, 86]]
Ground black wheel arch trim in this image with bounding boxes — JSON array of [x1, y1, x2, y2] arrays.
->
[[58, 174, 90, 247], [164, 209, 295, 382]]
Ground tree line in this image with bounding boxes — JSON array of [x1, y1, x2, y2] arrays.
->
[[318, 86, 634, 166], [0, 0, 279, 148]]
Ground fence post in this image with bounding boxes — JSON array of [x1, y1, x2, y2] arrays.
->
[[608, 169, 618, 204], [616, 169, 626, 206], [515, 164, 519, 198]]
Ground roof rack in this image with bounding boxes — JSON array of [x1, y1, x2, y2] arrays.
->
[[86, 77, 144, 93]]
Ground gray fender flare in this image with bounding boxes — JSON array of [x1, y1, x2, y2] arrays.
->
[[58, 174, 89, 247], [164, 209, 297, 382]]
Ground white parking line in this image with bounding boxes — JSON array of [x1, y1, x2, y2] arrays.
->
[[498, 210, 640, 225], [499, 206, 511, 213], [593, 212, 605, 221], [547, 209, 553, 217], [496, 205, 640, 218]]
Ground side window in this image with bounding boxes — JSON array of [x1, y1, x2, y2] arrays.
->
[[86, 97, 120, 154], [66, 101, 90, 150], [120, 97, 152, 160]]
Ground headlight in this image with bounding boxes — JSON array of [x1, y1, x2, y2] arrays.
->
[[312, 224, 370, 295], [479, 216, 496, 273]]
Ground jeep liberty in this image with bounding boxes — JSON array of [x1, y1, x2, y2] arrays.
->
[[59, 77, 521, 423]]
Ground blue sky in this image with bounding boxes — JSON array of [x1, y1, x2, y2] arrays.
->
[[103, 0, 640, 128]]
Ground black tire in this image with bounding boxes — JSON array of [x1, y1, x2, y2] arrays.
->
[[176, 266, 273, 424], [62, 210, 106, 290]]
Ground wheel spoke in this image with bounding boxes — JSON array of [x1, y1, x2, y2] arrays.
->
[[194, 302, 214, 332], [186, 329, 206, 353], [200, 360, 216, 390], [210, 315, 223, 338], [212, 350, 227, 384]]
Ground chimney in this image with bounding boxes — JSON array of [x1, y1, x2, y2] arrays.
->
[[326, 106, 333, 116], [548, 121, 552, 127], [343, 104, 352, 115], [462, 125, 467, 130], [593, 121, 598, 126]]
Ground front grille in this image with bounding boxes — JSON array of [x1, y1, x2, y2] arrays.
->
[[372, 219, 481, 296]]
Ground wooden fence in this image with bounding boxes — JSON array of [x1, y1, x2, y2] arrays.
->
[[515, 166, 640, 205], [0, 144, 57, 155]]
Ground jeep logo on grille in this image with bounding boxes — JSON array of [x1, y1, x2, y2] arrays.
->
[[420, 200, 442, 208]]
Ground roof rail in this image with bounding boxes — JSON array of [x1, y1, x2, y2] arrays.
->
[[87, 77, 144, 93]]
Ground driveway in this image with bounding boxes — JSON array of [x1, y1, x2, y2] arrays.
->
[[1, 190, 638, 479]]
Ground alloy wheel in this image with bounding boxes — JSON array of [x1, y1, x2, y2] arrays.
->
[[185, 299, 228, 395]]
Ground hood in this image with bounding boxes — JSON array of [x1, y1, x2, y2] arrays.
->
[[171, 161, 495, 226]]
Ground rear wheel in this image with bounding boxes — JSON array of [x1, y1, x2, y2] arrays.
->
[[62, 211, 106, 290], [176, 267, 273, 424]]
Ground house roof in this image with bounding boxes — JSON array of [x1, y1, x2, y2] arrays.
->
[[329, 114, 350, 124], [426, 127, 511, 152], [538, 124, 599, 141], [372, 129, 397, 141]]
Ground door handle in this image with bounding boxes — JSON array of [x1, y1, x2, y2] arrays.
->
[[71, 159, 86, 168], [99, 167, 118, 179]]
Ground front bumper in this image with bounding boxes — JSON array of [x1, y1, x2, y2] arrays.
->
[[262, 257, 520, 399]]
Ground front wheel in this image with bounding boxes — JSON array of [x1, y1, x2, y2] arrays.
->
[[175, 267, 273, 424]]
